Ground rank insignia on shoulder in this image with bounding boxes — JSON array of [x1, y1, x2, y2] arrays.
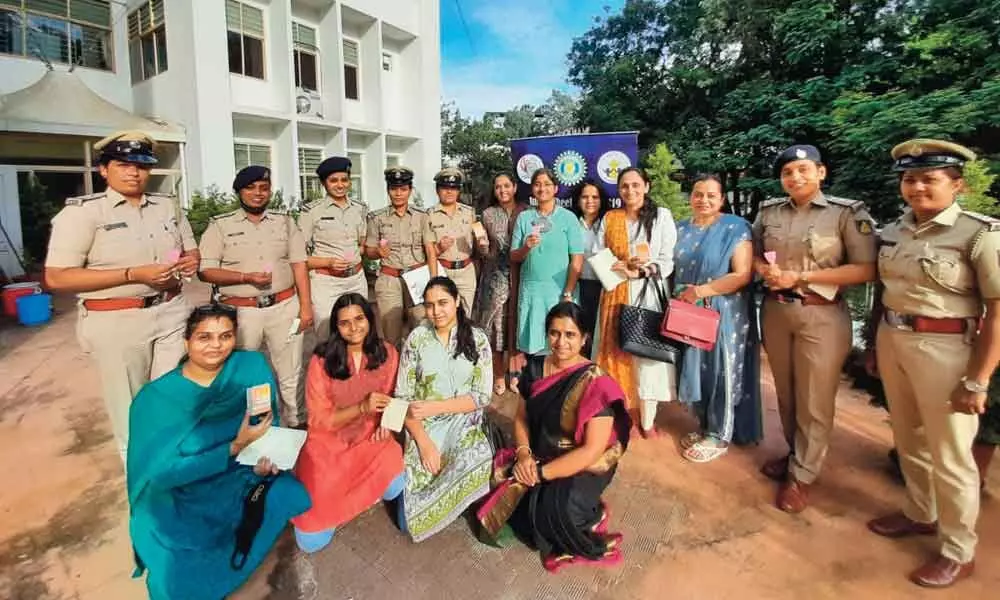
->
[[857, 220, 874, 235]]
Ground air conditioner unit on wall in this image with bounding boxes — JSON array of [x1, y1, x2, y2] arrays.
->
[[295, 88, 324, 120]]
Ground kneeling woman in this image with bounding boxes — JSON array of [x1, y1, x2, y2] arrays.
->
[[127, 304, 310, 600], [292, 294, 405, 552], [398, 276, 494, 542], [479, 302, 631, 572]]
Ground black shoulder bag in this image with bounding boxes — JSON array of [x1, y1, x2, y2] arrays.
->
[[618, 276, 682, 365]]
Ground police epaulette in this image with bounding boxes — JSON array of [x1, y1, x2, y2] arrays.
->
[[759, 197, 786, 209], [269, 209, 289, 216], [65, 192, 104, 206], [302, 199, 324, 211], [961, 210, 1000, 230], [826, 196, 865, 211], [146, 192, 175, 198], [210, 210, 239, 220]]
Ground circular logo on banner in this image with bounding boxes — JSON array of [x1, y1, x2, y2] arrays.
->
[[597, 151, 632, 184], [553, 150, 587, 187], [516, 154, 545, 183]]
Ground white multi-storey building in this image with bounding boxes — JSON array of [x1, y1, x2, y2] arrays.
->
[[0, 0, 442, 210]]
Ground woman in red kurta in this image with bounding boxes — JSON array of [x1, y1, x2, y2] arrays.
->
[[292, 293, 405, 552]]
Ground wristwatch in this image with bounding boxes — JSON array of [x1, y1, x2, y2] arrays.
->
[[561, 292, 573, 301], [960, 376, 989, 393]]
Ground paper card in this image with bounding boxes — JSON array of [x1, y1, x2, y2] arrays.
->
[[634, 242, 650, 260], [380, 397, 409, 433], [472, 222, 487, 240], [530, 224, 543, 237], [401, 264, 432, 304], [246, 383, 272, 416], [236, 426, 307, 471], [165, 248, 181, 264], [342, 249, 356, 262], [379, 239, 390, 247], [587, 248, 627, 292], [286, 318, 301, 340], [808, 282, 839, 301], [764, 251, 777, 264]]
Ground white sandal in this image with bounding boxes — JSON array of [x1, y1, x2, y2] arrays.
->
[[680, 432, 703, 450], [683, 439, 729, 463]]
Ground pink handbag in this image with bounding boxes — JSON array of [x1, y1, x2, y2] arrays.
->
[[659, 299, 720, 352]]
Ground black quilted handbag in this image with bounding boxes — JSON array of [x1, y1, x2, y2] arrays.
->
[[618, 277, 681, 365]]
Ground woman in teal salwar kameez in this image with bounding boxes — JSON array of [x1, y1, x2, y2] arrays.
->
[[127, 304, 310, 600]]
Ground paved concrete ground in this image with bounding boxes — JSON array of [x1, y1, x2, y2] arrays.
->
[[1, 285, 997, 599]]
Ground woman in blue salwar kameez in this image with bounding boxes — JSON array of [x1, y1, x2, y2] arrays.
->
[[673, 175, 763, 462], [127, 304, 310, 600]]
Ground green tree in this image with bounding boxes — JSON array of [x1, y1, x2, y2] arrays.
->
[[643, 143, 689, 218], [958, 159, 1000, 217], [185, 186, 238, 242]]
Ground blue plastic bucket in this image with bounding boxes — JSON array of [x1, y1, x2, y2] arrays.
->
[[15, 292, 52, 326]]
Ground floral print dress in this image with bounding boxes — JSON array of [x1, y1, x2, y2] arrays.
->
[[396, 322, 494, 542]]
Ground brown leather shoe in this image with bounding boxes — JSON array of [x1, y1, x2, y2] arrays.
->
[[760, 454, 790, 481], [867, 512, 937, 538], [776, 479, 809, 513], [908, 554, 974, 588]]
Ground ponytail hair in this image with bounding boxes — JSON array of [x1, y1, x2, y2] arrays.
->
[[617, 166, 657, 243], [424, 276, 479, 364]]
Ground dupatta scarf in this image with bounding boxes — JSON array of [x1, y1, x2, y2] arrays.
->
[[594, 209, 639, 410]]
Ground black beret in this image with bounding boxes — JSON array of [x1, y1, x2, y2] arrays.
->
[[385, 166, 414, 187], [773, 144, 822, 176], [316, 156, 351, 181], [232, 165, 271, 191]]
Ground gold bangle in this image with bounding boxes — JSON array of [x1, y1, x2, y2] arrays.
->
[[515, 444, 532, 458]]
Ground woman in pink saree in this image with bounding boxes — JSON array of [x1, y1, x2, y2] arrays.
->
[[478, 302, 630, 572]]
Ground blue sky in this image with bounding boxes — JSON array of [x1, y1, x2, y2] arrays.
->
[[440, 0, 626, 117]]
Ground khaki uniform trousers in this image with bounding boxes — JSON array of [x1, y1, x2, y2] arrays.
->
[[309, 270, 369, 340], [235, 296, 304, 427], [876, 323, 979, 562], [374, 272, 426, 346], [77, 293, 191, 458], [761, 298, 852, 484], [443, 263, 476, 315]]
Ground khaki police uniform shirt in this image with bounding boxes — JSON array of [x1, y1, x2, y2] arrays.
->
[[879, 203, 1000, 318], [45, 188, 196, 299], [298, 197, 367, 267], [366, 205, 430, 269], [424, 202, 475, 261], [198, 209, 307, 297], [753, 193, 877, 293]]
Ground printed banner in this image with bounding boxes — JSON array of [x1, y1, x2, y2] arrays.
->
[[510, 132, 639, 209]]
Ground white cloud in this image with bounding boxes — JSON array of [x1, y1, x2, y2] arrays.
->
[[442, 0, 576, 117]]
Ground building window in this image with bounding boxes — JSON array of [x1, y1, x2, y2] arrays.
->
[[381, 51, 391, 71], [343, 38, 359, 100], [226, 0, 264, 79], [0, 0, 113, 71], [298, 147, 324, 201], [292, 22, 317, 92], [348, 152, 362, 203], [128, 0, 167, 83], [234, 142, 271, 172]]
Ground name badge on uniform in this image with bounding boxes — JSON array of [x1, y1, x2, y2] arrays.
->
[[102, 221, 128, 231], [227, 231, 245, 237], [246, 383, 272, 416]]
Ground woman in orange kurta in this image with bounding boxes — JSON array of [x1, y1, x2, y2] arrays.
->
[[292, 293, 405, 552]]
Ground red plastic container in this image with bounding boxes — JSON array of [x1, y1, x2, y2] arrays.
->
[[2, 282, 41, 317]]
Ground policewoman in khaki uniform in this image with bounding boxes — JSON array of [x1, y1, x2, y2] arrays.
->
[[752, 144, 877, 513], [365, 166, 436, 345], [198, 166, 313, 427], [866, 140, 1000, 588], [44, 131, 199, 458], [424, 167, 488, 312], [298, 156, 369, 339]]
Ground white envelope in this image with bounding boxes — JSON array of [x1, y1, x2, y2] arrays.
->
[[380, 397, 409, 433], [401, 264, 432, 304], [236, 426, 307, 471], [808, 282, 839, 301], [587, 248, 627, 292]]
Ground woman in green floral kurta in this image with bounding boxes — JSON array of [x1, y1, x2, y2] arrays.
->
[[398, 277, 493, 542]]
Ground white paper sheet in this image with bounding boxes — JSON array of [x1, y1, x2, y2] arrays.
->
[[380, 397, 409, 433], [587, 247, 627, 292], [808, 282, 840, 301], [401, 264, 432, 304], [236, 426, 307, 470]]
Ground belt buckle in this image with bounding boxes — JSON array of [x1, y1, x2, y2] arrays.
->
[[884, 311, 913, 331], [257, 294, 276, 308]]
